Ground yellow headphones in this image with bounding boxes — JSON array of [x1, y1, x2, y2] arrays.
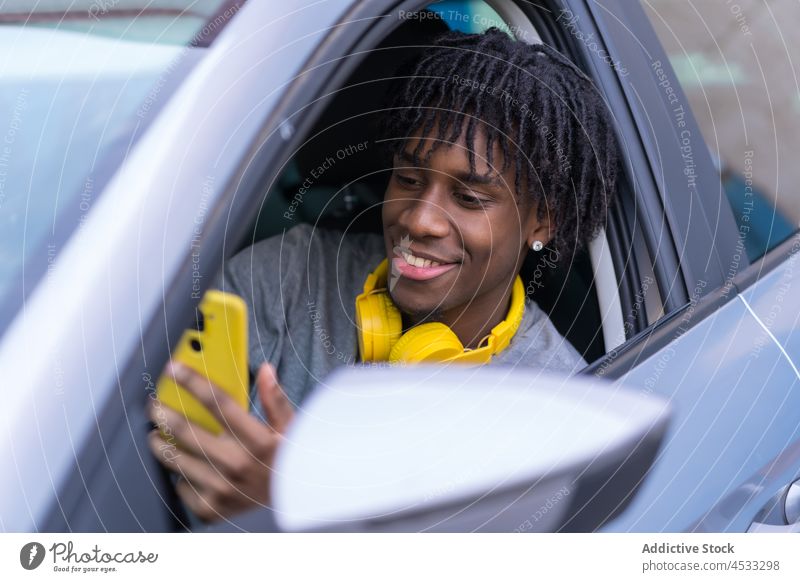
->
[[355, 258, 525, 364]]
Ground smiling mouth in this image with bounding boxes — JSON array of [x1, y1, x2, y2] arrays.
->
[[400, 250, 445, 268], [392, 249, 459, 281]]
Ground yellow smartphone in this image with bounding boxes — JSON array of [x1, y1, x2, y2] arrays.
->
[[157, 290, 249, 435]]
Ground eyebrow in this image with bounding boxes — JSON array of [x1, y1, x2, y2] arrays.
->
[[395, 149, 505, 189]]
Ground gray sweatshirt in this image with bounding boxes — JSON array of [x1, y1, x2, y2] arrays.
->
[[214, 224, 586, 411]]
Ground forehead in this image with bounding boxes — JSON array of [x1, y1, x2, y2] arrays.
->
[[395, 119, 512, 181]]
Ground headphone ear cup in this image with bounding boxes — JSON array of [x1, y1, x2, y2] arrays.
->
[[374, 292, 403, 361], [388, 322, 465, 364], [356, 290, 402, 362]]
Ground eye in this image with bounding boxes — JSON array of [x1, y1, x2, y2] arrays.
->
[[454, 191, 486, 208], [394, 173, 422, 188]]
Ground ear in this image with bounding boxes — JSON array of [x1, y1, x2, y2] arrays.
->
[[525, 204, 554, 249]]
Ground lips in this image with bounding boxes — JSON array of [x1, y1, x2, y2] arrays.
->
[[392, 248, 459, 281], [399, 250, 445, 268]]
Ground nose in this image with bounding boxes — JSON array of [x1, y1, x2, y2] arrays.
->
[[397, 187, 451, 240]]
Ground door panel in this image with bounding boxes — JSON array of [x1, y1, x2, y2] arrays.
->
[[604, 253, 800, 531], [740, 238, 800, 362]]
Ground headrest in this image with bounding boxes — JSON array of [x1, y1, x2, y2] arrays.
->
[[294, 13, 449, 188]]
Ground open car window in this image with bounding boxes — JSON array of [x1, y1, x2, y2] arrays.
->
[[236, 1, 623, 366]]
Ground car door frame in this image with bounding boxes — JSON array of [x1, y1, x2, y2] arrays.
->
[[526, 0, 749, 379]]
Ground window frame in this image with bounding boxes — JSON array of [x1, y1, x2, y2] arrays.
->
[[232, 0, 653, 365], [515, 0, 747, 378]]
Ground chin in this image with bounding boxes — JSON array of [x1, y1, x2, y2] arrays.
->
[[389, 289, 445, 323]]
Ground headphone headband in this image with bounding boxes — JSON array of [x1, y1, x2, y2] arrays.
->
[[355, 259, 525, 364]]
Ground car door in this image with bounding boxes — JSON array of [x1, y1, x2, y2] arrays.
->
[[0, 0, 360, 532]]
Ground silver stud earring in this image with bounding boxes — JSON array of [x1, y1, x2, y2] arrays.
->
[[531, 240, 544, 252]]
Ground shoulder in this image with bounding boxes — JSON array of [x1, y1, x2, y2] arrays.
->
[[218, 224, 385, 291], [494, 297, 587, 374], [245, 224, 384, 267]]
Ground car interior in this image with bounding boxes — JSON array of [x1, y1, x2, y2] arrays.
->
[[230, 1, 631, 365]]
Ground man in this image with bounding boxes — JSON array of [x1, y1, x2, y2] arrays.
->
[[148, 28, 619, 522]]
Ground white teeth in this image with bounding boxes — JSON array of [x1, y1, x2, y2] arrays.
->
[[401, 250, 442, 268]]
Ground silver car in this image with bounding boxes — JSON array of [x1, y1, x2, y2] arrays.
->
[[1, 0, 798, 532]]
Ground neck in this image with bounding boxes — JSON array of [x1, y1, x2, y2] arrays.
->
[[402, 282, 516, 350]]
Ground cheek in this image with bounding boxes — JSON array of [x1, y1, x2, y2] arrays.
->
[[381, 189, 400, 224], [382, 183, 409, 214], [461, 211, 519, 259]]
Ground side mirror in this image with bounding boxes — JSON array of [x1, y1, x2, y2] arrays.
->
[[270, 365, 670, 532]]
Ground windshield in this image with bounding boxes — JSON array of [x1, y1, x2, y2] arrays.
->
[[0, 1, 241, 332]]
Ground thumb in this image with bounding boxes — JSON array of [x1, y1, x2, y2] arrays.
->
[[257, 362, 294, 434]]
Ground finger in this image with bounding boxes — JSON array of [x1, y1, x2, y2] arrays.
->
[[148, 404, 250, 474], [148, 397, 194, 439], [174, 461, 262, 523], [147, 429, 185, 468], [148, 400, 214, 458], [148, 430, 235, 495], [175, 477, 224, 523], [175, 466, 268, 523], [257, 363, 294, 434], [167, 361, 267, 449]]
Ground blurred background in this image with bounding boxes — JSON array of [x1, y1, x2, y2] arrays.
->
[[644, 0, 799, 259]]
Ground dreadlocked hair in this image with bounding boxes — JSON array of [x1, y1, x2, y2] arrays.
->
[[376, 27, 619, 260]]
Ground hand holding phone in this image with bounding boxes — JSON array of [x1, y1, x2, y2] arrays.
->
[[149, 361, 294, 522], [156, 290, 249, 435], [150, 290, 296, 521]]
